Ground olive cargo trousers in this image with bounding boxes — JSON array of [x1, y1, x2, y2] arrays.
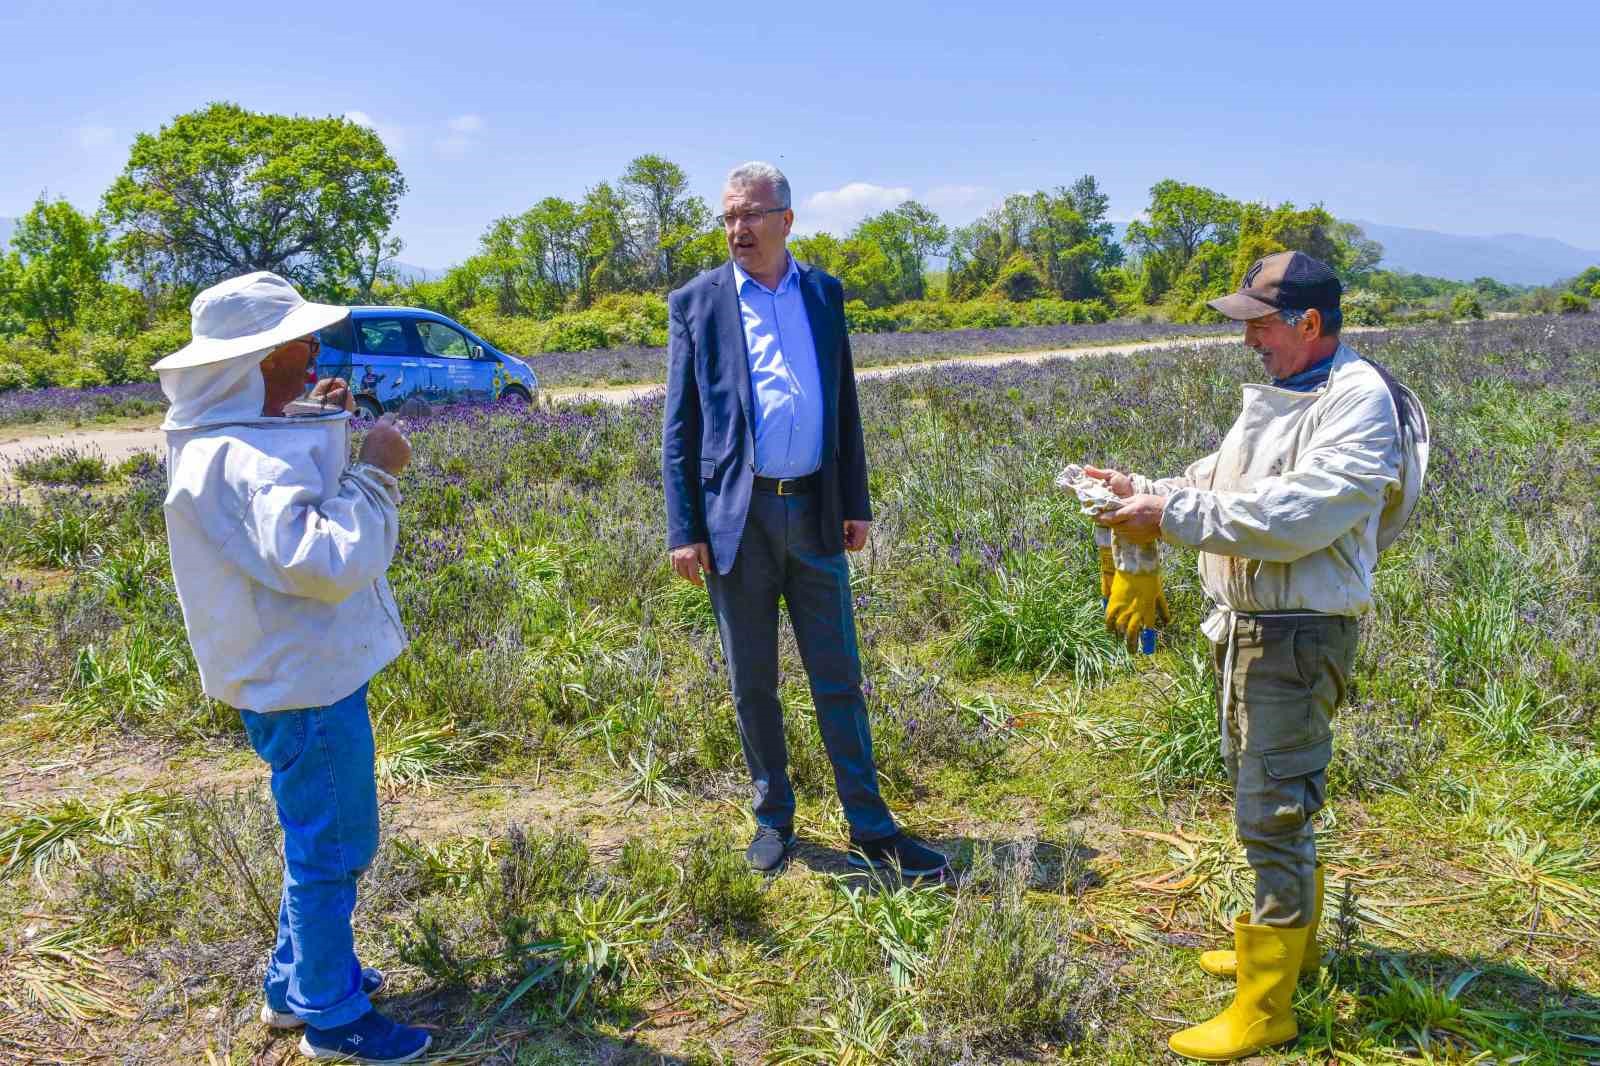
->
[[1211, 613, 1358, 927]]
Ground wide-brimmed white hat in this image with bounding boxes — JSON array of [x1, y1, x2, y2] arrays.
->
[[152, 271, 351, 371]]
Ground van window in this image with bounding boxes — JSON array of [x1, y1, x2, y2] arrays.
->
[[319, 316, 357, 353], [357, 319, 410, 356], [416, 320, 472, 359]]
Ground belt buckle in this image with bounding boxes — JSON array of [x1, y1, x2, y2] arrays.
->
[[776, 478, 794, 496]]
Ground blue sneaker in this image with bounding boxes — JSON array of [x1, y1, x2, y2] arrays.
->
[[846, 832, 949, 880], [260, 967, 386, 1029], [298, 1009, 431, 1062]]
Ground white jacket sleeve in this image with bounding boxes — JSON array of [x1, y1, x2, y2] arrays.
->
[[1158, 386, 1401, 563], [1134, 452, 1220, 498], [223, 459, 402, 605]]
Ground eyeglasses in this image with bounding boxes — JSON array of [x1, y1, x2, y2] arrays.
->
[[273, 335, 321, 356], [714, 206, 788, 228]]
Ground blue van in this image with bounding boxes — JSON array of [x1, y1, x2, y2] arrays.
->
[[314, 307, 539, 420]]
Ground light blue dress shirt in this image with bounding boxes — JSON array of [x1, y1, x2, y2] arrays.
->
[[733, 254, 824, 478]]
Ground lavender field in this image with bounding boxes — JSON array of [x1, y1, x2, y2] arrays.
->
[[527, 317, 1234, 388], [0, 381, 167, 429], [1, 317, 1597, 1064]]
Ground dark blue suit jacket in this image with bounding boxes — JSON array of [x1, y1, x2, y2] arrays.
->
[[662, 260, 872, 574]]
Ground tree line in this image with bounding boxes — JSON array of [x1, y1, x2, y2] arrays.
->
[[3, 101, 1596, 390]]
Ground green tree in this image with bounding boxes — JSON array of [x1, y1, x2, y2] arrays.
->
[[1330, 220, 1384, 284], [1124, 180, 1240, 304], [852, 200, 948, 302], [945, 178, 1121, 302], [102, 102, 405, 295], [791, 232, 845, 275], [620, 154, 713, 289], [580, 182, 640, 298], [0, 195, 112, 346], [1229, 202, 1347, 291]]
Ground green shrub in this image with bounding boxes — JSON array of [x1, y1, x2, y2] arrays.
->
[[991, 253, 1048, 302], [1558, 291, 1591, 314], [12, 447, 109, 486], [679, 830, 766, 927], [1452, 291, 1486, 320]]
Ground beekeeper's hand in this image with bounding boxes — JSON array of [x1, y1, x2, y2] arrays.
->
[[1097, 493, 1165, 543], [1083, 466, 1136, 498], [309, 376, 355, 413], [671, 543, 712, 586], [1105, 570, 1172, 652], [360, 414, 412, 476]]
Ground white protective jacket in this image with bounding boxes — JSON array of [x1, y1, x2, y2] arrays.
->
[[1140, 343, 1404, 642], [160, 354, 407, 712]]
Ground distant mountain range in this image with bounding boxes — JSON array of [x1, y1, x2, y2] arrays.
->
[[1350, 221, 1600, 286], [4, 216, 1594, 288]]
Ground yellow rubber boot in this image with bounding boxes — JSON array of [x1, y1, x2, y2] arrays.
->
[[1169, 918, 1310, 1062], [1200, 865, 1324, 978]]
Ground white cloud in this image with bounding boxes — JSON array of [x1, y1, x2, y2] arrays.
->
[[796, 181, 1005, 236], [798, 182, 913, 235], [922, 184, 998, 222], [344, 110, 409, 155], [72, 124, 116, 151], [343, 109, 485, 159], [435, 114, 486, 159]]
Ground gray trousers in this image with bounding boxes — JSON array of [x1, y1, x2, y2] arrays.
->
[[1212, 613, 1357, 927], [705, 488, 896, 842]]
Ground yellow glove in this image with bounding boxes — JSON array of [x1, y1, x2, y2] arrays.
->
[[1098, 546, 1115, 602], [1105, 570, 1172, 652]]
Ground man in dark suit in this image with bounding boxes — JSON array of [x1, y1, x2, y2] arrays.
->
[[662, 162, 947, 878]]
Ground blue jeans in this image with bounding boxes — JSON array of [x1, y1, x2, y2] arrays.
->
[[705, 488, 896, 841], [240, 683, 379, 1030]]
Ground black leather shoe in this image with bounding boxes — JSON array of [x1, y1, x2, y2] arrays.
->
[[847, 832, 949, 879], [746, 825, 796, 872]]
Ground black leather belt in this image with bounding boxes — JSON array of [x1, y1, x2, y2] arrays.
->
[[753, 473, 818, 496]]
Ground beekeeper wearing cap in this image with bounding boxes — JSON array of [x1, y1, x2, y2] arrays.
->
[[1088, 251, 1426, 1061], [154, 271, 428, 1063]]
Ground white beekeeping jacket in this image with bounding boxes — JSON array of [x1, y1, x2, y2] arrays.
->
[[1143, 344, 1406, 641], [159, 354, 407, 712]]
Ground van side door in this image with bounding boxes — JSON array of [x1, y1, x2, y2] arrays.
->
[[415, 319, 493, 402], [354, 315, 422, 411]]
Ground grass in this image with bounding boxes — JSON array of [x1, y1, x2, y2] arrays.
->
[[0, 316, 1598, 1062]]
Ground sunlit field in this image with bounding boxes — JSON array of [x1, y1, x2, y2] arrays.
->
[[2, 316, 1597, 1064]]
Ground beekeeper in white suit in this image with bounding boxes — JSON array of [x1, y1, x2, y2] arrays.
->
[[155, 271, 429, 1063], [1089, 251, 1427, 1063]]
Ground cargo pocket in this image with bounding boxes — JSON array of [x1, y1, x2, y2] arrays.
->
[[1262, 736, 1332, 780], [1262, 735, 1332, 819]]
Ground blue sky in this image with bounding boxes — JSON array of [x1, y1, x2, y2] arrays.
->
[[4, 0, 1597, 269]]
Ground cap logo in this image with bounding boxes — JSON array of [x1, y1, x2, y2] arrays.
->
[[1243, 260, 1265, 289]]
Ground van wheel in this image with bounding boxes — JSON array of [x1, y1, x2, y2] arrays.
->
[[500, 386, 531, 407], [354, 397, 383, 423]]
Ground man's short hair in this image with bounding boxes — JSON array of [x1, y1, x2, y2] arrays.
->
[[724, 161, 791, 209], [1280, 306, 1343, 337]]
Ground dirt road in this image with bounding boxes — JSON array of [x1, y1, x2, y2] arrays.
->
[[0, 423, 167, 470], [543, 331, 1241, 405], [0, 333, 1242, 470]]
